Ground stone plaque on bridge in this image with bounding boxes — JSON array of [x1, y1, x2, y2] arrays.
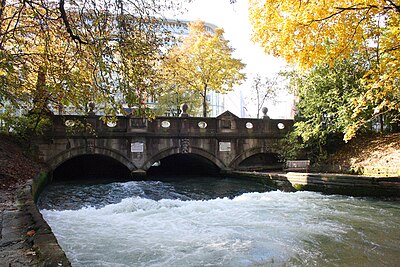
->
[[219, 142, 231, 152], [131, 142, 144, 153]]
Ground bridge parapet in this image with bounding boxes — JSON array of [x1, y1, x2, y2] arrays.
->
[[50, 111, 293, 138]]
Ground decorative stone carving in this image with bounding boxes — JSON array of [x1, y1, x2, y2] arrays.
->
[[219, 142, 231, 152], [180, 138, 190, 153], [221, 119, 231, 129], [86, 139, 95, 153], [88, 102, 95, 115], [161, 121, 171, 128], [180, 104, 189, 117], [262, 107, 270, 119], [245, 122, 253, 129], [131, 118, 146, 128], [198, 121, 207, 128]]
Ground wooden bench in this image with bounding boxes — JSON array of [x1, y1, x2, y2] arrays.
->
[[285, 160, 311, 172]]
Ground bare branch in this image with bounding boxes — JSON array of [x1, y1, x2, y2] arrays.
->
[[308, 7, 347, 23], [307, 3, 398, 24], [386, 0, 400, 13], [59, 0, 88, 44]]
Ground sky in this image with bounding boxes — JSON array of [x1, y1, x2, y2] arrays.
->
[[173, 0, 295, 119]]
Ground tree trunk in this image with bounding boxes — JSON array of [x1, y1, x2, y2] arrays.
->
[[256, 89, 260, 119], [33, 66, 48, 112], [0, 0, 6, 25], [202, 85, 208, 117]]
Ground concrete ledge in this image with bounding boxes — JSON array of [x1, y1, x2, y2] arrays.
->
[[285, 172, 400, 197], [232, 171, 400, 198], [315, 164, 400, 177]]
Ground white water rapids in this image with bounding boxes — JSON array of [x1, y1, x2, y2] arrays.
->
[[39, 180, 400, 267]]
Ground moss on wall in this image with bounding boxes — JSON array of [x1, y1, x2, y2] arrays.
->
[[31, 171, 51, 203]]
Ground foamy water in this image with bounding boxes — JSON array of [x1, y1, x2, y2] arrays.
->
[[39, 179, 400, 266]]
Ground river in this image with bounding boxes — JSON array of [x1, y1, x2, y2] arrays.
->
[[38, 176, 400, 267]]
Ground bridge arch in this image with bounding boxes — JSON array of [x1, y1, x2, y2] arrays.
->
[[142, 146, 228, 172], [229, 147, 282, 170], [47, 146, 136, 172]]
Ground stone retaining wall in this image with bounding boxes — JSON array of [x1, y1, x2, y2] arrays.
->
[[0, 172, 71, 266], [232, 171, 400, 198], [29, 172, 71, 266], [285, 172, 400, 197], [314, 164, 400, 177]]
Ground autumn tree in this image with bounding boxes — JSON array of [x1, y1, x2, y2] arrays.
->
[[249, 0, 400, 140], [161, 20, 245, 117], [156, 47, 203, 117], [0, 1, 95, 136], [0, 0, 184, 138]]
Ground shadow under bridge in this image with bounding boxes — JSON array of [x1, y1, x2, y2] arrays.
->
[[147, 153, 220, 176]]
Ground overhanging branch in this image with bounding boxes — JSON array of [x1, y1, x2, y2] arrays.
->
[[386, 0, 400, 13], [308, 3, 398, 24], [59, 0, 87, 44]]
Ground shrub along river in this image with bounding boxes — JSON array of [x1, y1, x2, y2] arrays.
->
[[38, 176, 400, 267]]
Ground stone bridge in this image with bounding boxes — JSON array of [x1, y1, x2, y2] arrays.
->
[[34, 111, 293, 179]]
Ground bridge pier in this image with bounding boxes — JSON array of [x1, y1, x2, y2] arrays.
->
[[131, 169, 147, 177]]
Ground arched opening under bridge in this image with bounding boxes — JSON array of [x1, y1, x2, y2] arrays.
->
[[147, 153, 220, 177], [53, 154, 132, 181], [237, 152, 283, 171]]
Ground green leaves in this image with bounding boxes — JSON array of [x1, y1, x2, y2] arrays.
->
[[287, 60, 368, 160]]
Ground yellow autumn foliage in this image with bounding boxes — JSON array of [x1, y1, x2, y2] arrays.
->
[[1, 0, 172, 121], [1, 2, 105, 112], [161, 20, 246, 117], [249, 0, 400, 140]]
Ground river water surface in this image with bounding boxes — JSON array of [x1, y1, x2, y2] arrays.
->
[[38, 176, 400, 267]]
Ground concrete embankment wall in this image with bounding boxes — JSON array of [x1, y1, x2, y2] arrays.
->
[[24, 172, 71, 266], [233, 171, 400, 198], [314, 164, 400, 178]]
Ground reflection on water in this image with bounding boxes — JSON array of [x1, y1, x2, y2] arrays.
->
[[38, 176, 400, 267]]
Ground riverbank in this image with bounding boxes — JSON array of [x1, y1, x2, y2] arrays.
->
[[0, 135, 70, 266]]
